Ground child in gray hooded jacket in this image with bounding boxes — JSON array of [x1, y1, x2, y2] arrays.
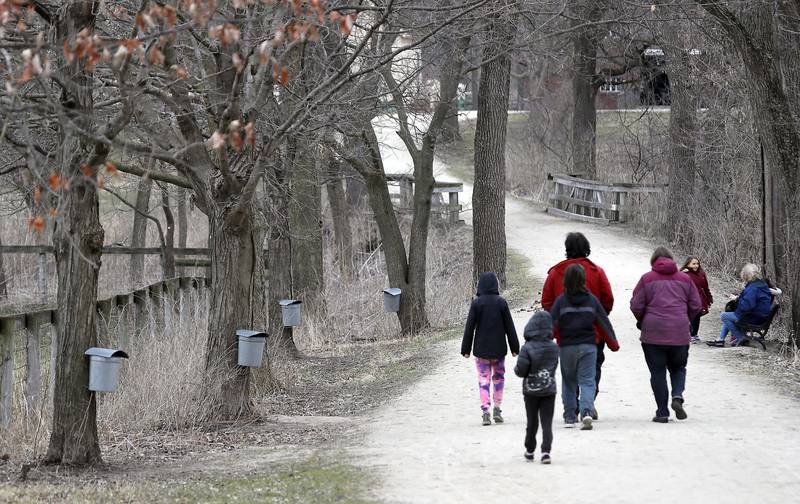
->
[[514, 310, 559, 464]]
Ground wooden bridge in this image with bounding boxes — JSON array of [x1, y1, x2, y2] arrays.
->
[[547, 173, 666, 225]]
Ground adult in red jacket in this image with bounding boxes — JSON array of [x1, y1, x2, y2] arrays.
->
[[631, 247, 703, 423], [541, 232, 615, 419]]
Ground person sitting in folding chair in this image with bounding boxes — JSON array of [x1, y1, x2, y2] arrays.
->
[[707, 263, 773, 347]]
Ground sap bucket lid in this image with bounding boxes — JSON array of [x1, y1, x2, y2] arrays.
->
[[236, 329, 267, 338], [84, 347, 129, 359], [279, 299, 302, 306], [383, 288, 402, 296]]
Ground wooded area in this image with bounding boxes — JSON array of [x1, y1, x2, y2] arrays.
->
[[0, 0, 798, 475]]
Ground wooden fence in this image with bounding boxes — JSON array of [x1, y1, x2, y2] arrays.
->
[[385, 174, 464, 226], [547, 173, 666, 225], [0, 276, 209, 428]]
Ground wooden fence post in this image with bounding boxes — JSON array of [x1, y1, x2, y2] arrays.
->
[[133, 288, 148, 339], [0, 317, 15, 428], [96, 298, 113, 347], [24, 314, 42, 417], [149, 282, 165, 334], [116, 294, 132, 352], [37, 252, 48, 303]]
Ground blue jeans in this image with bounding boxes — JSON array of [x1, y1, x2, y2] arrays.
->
[[559, 344, 597, 420], [642, 343, 688, 418], [719, 311, 746, 342]]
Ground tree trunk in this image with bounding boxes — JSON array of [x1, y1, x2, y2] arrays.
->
[[472, 4, 516, 286], [176, 188, 188, 276], [289, 145, 324, 309], [326, 159, 355, 280], [205, 202, 266, 418], [46, 0, 103, 466], [266, 160, 299, 356], [0, 235, 7, 299], [663, 47, 697, 247], [570, 2, 608, 178], [160, 186, 176, 279], [357, 127, 427, 334], [130, 177, 152, 286], [440, 97, 460, 143]]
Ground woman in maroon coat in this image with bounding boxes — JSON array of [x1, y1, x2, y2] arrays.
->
[[681, 256, 713, 343], [631, 247, 703, 423]]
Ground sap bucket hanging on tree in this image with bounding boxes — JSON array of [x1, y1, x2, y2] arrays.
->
[[279, 299, 303, 327], [84, 347, 129, 392], [383, 288, 402, 312], [236, 329, 268, 368]]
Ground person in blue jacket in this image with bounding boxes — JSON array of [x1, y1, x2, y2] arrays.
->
[[707, 263, 773, 347]]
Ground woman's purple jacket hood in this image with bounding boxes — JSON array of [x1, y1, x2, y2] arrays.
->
[[630, 257, 704, 345]]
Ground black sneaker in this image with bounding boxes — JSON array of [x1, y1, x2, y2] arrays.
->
[[524, 451, 534, 461], [564, 417, 578, 428], [652, 416, 669, 423], [482, 411, 491, 426], [493, 406, 504, 423], [671, 397, 687, 420], [541, 453, 551, 464], [580, 412, 593, 430], [706, 340, 725, 347], [591, 407, 598, 421]]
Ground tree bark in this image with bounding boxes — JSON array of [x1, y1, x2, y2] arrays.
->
[[0, 235, 7, 299], [130, 177, 152, 286], [46, 1, 103, 465], [160, 186, 176, 279], [205, 202, 266, 418], [440, 97, 460, 143], [266, 158, 299, 356], [326, 159, 355, 280], [176, 188, 188, 276], [570, 2, 608, 178], [472, 2, 517, 287], [663, 44, 697, 247], [289, 145, 324, 310]]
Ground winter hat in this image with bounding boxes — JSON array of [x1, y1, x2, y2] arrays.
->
[[524, 311, 553, 340]]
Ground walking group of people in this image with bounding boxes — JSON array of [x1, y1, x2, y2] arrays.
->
[[460, 232, 779, 465]]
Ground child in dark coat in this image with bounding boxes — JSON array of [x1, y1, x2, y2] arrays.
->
[[462, 272, 520, 426], [514, 311, 559, 464], [549, 264, 617, 431]]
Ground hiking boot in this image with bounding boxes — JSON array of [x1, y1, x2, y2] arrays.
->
[[652, 416, 669, 423], [671, 397, 687, 420], [580, 413, 593, 430], [541, 453, 551, 464], [482, 411, 491, 426], [493, 406, 504, 424], [524, 451, 534, 461]]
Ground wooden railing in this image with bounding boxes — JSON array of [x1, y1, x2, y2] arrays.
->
[[547, 173, 666, 225], [0, 276, 209, 428], [385, 174, 464, 226]]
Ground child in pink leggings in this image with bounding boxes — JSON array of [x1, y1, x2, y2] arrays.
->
[[461, 272, 520, 425]]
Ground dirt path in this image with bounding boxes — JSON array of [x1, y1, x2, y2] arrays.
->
[[354, 192, 800, 503]]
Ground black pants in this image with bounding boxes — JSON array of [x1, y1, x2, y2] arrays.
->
[[574, 341, 605, 413], [641, 343, 689, 417], [524, 394, 555, 453], [690, 314, 702, 337]]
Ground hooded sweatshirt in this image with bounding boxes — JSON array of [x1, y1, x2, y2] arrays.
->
[[549, 291, 618, 350], [735, 279, 773, 325], [541, 257, 614, 345], [461, 272, 520, 359], [514, 311, 559, 396], [630, 257, 704, 345]]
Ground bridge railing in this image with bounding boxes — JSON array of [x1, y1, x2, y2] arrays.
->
[[547, 173, 666, 225]]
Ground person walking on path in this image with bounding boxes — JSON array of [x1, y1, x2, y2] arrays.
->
[[514, 311, 559, 464], [707, 263, 773, 348], [549, 264, 618, 431], [631, 247, 703, 423], [681, 256, 713, 343], [541, 232, 614, 420], [462, 272, 520, 426]]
